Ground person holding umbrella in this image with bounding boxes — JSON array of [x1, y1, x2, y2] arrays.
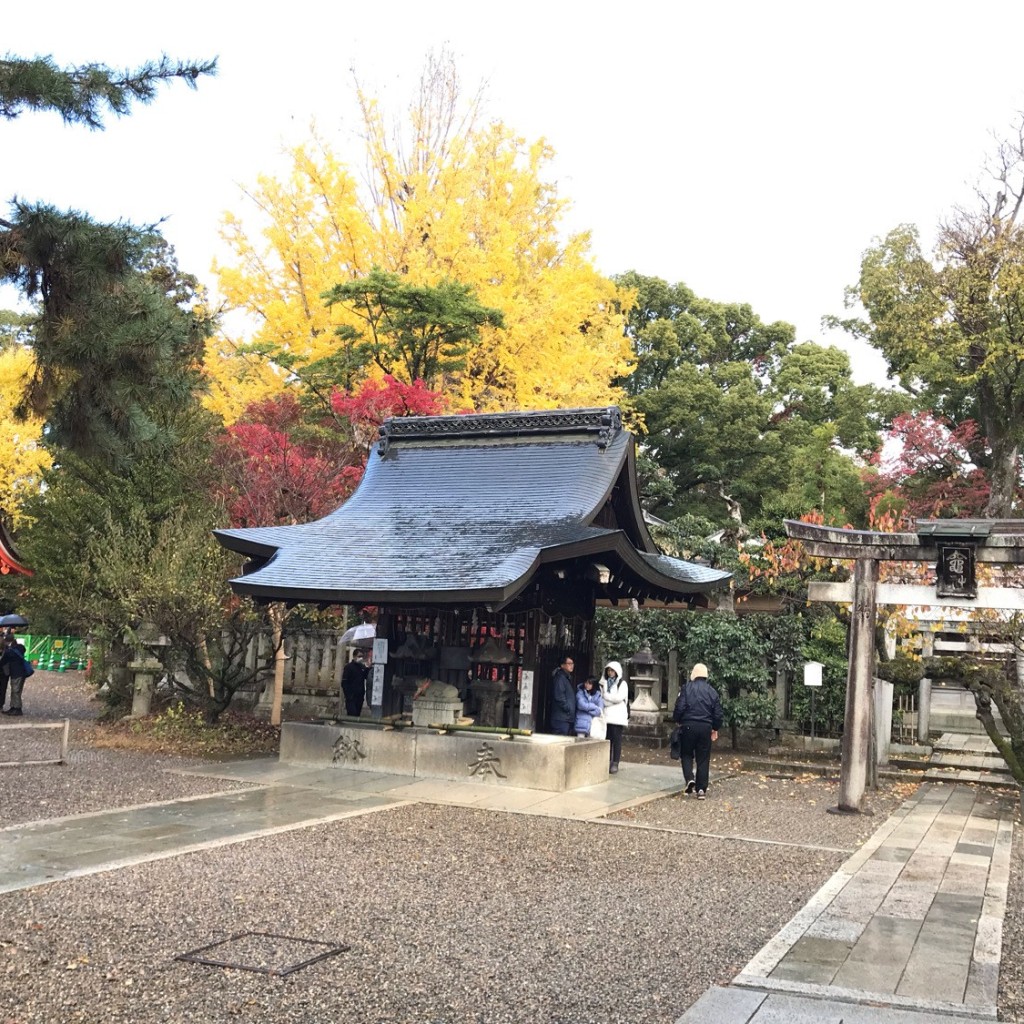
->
[[0, 615, 28, 711], [341, 648, 369, 717]]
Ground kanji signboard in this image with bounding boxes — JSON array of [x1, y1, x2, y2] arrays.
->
[[936, 543, 977, 599]]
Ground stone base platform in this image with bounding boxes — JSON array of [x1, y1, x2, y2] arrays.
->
[[280, 721, 610, 792]]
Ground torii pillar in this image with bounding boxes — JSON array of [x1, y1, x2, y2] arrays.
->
[[837, 557, 878, 813]]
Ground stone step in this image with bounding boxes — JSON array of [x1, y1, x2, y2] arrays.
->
[[929, 751, 1010, 773], [923, 766, 1018, 788], [933, 731, 1000, 754]]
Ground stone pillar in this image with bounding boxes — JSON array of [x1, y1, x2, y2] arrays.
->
[[393, 675, 420, 716], [918, 632, 933, 743], [874, 678, 894, 766], [775, 664, 788, 723], [837, 557, 878, 813], [667, 649, 680, 711]]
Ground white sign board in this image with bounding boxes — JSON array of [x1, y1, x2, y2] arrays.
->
[[372, 638, 389, 664], [371, 662, 385, 705], [803, 661, 823, 688], [519, 670, 534, 716]]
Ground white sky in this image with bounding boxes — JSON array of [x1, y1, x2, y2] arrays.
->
[[6, 0, 1024, 387]]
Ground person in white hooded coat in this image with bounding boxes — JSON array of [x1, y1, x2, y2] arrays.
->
[[600, 660, 629, 773]]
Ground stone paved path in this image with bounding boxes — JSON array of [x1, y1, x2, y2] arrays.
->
[[684, 780, 1015, 1023], [0, 785, 407, 894]]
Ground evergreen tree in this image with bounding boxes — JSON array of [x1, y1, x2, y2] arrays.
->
[[2, 205, 212, 466], [0, 52, 216, 468], [0, 53, 215, 127]]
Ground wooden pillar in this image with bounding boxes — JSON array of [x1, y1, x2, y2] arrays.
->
[[837, 557, 878, 813]]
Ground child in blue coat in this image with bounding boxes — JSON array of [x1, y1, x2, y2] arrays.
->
[[574, 676, 604, 737]]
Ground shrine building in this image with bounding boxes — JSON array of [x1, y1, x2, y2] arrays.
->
[[214, 407, 731, 786]]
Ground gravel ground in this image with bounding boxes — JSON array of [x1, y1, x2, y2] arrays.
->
[[0, 802, 849, 1024], [0, 671, 255, 828], [612, 768, 917, 849]]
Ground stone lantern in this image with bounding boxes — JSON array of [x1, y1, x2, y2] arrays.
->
[[627, 646, 663, 732], [129, 621, 170, 718]]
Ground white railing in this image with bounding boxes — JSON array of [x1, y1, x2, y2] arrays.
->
[[0, 719, 70, 767]]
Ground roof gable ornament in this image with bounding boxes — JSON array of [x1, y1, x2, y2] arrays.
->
[[377, 406, 622, 457]]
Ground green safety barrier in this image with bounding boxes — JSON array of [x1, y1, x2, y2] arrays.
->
[[13, 635, 87, 671]]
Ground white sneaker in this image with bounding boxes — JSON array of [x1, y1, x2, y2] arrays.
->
[[696, 790, 706, 800]]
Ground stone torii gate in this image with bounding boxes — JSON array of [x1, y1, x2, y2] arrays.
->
[[784, 518, 1024, 813]]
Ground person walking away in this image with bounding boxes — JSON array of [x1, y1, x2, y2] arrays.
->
[[1, 639, 29, 716], [601, 660, 629, 774], [574, 676, 604, 738], [673, 662, 722, 799], [341, 649, 369, 717], [549, 655, 576, 735]]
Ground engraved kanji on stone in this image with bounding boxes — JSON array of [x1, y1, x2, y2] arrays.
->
[[332, 734, 367, 763], [468, 741, 506, 779]]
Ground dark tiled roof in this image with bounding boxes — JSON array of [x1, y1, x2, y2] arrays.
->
[[216, 407, 731, 605]]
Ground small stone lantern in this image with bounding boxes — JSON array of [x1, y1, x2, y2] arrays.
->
[[627, 647, 663, 732], [129, 621, 170, 718]]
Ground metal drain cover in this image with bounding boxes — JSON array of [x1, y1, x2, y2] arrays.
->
[[176, 931, 349, 977]]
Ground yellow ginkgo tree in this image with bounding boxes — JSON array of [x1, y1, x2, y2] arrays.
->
[[207, 52, 633, 422], [0, 342, 51, 525]]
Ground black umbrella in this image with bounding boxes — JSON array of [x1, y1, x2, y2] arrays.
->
[[0, 614, 28, 627]]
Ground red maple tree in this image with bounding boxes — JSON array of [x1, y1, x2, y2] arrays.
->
[[865, 412, 991, 523], [213, 377, 450, 529]]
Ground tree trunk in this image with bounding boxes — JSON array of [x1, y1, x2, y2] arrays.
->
[[968, 685, 1024, 784], [982, 416, 1019, 518]]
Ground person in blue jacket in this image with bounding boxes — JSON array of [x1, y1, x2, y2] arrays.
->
[[672, 662, 723, 799], [574, 676, 604, 737]]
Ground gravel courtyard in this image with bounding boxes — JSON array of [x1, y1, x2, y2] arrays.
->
[[1, 802, 858, 1024], [1, 672, 1022, 1022]]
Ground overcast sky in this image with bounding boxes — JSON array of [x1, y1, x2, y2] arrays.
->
[[6, 1, 1024, 386]]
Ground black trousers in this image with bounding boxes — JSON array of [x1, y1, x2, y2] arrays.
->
[[679, 721, 713, 792], [607, 723, 624, 765], [342, 684, 364, 717]]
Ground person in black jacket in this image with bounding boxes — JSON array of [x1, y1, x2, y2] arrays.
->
[[1, 640, 29, 716], [672, 662, 723, 799], [341, 649, 369, 717], [549, 655, 576, 735]]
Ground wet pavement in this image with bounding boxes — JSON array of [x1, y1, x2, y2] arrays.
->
[[684, 781, 1015, 1023], [0, 757, 681, 895]]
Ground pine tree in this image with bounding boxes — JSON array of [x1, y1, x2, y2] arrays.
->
[[0, 53, 215, 127], [0, 53, 216, 468]]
